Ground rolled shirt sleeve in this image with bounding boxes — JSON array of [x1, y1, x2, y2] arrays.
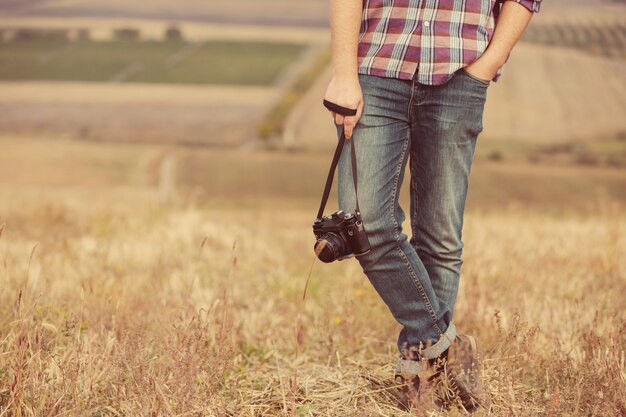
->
[[503, 0, 541, 13]]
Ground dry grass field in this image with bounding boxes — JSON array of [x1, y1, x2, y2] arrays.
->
[[0, 136, 625, 416], [0, 192, 624, 416]]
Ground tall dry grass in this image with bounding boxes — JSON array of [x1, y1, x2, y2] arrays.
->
[[0, 198, 624, 416]]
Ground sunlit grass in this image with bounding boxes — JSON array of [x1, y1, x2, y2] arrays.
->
[[0, 194, 624, 415]]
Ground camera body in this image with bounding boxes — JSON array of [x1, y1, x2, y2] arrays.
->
[[312, 210, 371, 263]]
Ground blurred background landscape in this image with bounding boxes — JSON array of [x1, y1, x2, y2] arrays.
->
[[0, 1, 625, 415], [1, 0, 625, 208]]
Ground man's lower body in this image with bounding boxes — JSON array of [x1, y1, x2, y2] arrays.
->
[[335, 68, 489, 410]]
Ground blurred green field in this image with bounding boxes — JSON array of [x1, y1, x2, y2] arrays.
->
[[0, 40, 305, 85]]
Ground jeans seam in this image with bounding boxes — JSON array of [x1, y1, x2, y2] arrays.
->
[[408, 85, 420, 238], [409, 153, 418, 238], [408, 77, 416, 124], [389, 131, 444, 337]]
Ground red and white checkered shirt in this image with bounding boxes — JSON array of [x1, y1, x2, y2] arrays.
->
[[357, 0, 541, 85]]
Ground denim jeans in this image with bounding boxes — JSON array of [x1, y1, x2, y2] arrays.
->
[[336, 68, 488, 361]]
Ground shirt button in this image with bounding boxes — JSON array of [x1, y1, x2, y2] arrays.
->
[[423, 21, 430, 27]]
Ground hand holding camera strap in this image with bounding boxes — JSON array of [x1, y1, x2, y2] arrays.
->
[[316, 129, 360, 220]]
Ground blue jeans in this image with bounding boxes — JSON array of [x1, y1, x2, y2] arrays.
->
[[336, 68, 488, 361]]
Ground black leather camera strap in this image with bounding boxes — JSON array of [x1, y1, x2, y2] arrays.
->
[[316, 129, 360, 220], [322, 99, 358, 117]]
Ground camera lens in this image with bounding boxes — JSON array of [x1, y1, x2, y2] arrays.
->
[[314, 233, 348, 263]]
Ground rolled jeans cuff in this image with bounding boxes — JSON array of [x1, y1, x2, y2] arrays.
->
[[421, 321, 456, 359], [395, 322, 457, 376]]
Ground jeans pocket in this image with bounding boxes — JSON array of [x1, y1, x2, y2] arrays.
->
[[460, 67, 491, 86]]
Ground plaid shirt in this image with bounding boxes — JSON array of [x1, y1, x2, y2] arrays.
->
[[357, 0, 541, 85]]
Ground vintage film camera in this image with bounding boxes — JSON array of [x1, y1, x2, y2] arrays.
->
[[313, 209, 370, 263], [312, 100, 371, 263]]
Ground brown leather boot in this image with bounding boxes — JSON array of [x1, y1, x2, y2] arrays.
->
[[394, 359, 447, 412], [394, 373, 421, 411], [434, 333, 491, 413]]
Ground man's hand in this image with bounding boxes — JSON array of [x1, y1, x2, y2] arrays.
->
[[464, 0, 535, 82], [324, 76, 363, 140], [464, 51, 506, 82]]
